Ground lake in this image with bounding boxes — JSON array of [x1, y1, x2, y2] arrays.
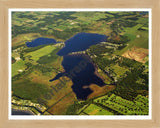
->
[[57, 32, 108, 56], [50, 54, 105, 100], [26, 32, 107, 100], [49, 33, 107, 100], [26, 37, 57, 47]]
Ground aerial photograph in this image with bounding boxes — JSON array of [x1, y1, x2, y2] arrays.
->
[[11, 10, 149, 116]]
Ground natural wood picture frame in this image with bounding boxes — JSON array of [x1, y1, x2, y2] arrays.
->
[[0, 0, 160, 128]]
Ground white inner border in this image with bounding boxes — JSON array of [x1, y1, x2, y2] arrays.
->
[[9, 8, 152, 120]]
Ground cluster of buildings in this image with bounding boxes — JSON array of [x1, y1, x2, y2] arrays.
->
[[12, 96, 47, 115]]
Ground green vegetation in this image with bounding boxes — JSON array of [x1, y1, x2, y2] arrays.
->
[[108, 63, 128, 79], [12, 11, 149, 115], [114, 66, 148, 100], [93, 94, 148, 115], [83, 104, 114, 115], [12, 79, 51, 103], [25, 45, 56, 61], [124, 24, 143, 33], [89, 44, 114, 56], [37, 46, 62, 65], [67, 93, 148, 115], [12, 60, 26, 77]]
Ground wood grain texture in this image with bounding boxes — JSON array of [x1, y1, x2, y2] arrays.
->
[[0, 0, 160, 128]]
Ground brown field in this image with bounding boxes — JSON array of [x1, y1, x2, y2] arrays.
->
[[87, 84, 116, 99], [122, 46, 148, 63], [47, 92, 76, 115], [41, 76, 74, 107], [29, 70, 57, 86], [55, 28, 64, 31], [25, 68, 74, 107]]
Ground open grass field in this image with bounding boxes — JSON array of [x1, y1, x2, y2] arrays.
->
[[115, 30, 148, 55], [83, 104, 114, 115], [136, 17, 148, 24], [12, 59, 26, 77], [123, 33, 136, 41], [25, 45, 56, 61], [132, 30, 149, 49], [124, 24, 143, 34], [114, 15, 148, 55], [37, 46, 64, 71]]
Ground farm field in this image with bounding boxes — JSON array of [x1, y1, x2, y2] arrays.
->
[[47, 92, 76, 115], [93, 94, 148, 115], [12, 60, 26, 77], [114, 30, 148, 55], [83, 104, 114, 115], [25, 45, 56, 61]]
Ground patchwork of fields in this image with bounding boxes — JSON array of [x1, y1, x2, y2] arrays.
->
[[11, 11, 149, 116], [78, 94, 148, 115]]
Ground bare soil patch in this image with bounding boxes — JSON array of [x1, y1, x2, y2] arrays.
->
[[122, 46, 148, 63]]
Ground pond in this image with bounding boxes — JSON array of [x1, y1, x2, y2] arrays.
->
[[26, 37, 57, 47]]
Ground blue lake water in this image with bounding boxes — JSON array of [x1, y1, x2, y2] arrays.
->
[[57, 32, 108, 56], [64, 54, 105, 100], [50, 33, 107, 100], [26, 32, 107, 100], [26, 37, 57, 47], [50, 54, 105, 100]]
